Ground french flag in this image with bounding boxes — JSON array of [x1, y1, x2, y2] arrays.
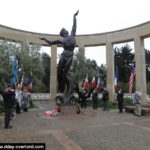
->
[[27, 72, 32, 92], [114, 68, 118, 89], [91, 77, 96, 89], [84, 73, 89, 90], [97, 73, 102, 90]]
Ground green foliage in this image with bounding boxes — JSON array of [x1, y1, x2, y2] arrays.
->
[[114, 44, 134, 82], [29, 100, 39, 109], [86, 99, 117, 108], [0, 101, 4, 113], [115, 81, 135, 93], [124, 97, 133, 106], [0, 112, 5, 116], [147, 82, 150, 95], [0, 39, 47, 93], [145, 49, 150, 82], [69, 48, 106, 88]]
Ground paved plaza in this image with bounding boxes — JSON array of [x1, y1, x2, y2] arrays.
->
[[0, 102, 150, 150]]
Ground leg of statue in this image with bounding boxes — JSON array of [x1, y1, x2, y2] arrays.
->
[[63, 57, 73, 103], [57, 57, 66, 92]]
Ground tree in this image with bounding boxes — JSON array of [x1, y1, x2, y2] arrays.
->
[[69, 47, 106, 88], [114, 44, 134, 83], [42, 53, 50, 92], [145, 49, 150, 82], [0, 40, 45, 93]]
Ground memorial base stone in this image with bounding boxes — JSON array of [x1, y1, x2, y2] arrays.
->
[[60, 104, 77, 115]]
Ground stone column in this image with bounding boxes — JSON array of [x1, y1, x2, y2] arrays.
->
[[78, 44, 85, 88], [134, 37, 147, 103], [106, 42, 115, 101], [50, 45, 57, 102]]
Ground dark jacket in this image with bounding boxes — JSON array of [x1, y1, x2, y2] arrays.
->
[[1, 90, 15, 108], [117, 90, 124, 102], [92, 91, 98, 101], [78, 90, 87, 102], [102, 90, 109, 101]]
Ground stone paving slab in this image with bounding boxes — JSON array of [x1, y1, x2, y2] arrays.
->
[[0, 102, 150, 150], [66, 124, 150, 150]]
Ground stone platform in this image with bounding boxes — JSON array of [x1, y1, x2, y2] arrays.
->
[[60, 104, 77, 115]]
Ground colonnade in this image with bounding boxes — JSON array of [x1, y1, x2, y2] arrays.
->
[[0, 21, 149, 103]]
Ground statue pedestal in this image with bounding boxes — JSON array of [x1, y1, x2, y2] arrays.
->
[[60, 104, 77, 115]]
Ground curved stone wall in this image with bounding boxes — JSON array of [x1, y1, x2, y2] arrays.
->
[[0, 21, 150, 45], [0, 21, 149, 103]]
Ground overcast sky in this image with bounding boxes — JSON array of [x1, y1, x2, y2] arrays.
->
[[1, 0, 150, 65]]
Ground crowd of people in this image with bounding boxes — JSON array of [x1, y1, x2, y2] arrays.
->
[[77, 86, 142, 117], [1, 84, 142, 129], [1, 85, 30, 129]]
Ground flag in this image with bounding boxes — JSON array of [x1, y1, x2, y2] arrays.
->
[[97, 73, 102, 90], [19, 65, 24, 92], [84, 73, 89, 90], [129, 62, 136, 94], [27, 72, 32, 92], [15, 78, 19, 90], [11, 56, 18, 88], [91, 77, 96, 89], [114, 67, 118, 88], [20, 71, 24, 92]]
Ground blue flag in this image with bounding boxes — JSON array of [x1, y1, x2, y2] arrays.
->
[[11, 56, 18, 88]]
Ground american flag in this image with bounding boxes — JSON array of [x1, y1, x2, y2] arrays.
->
[[129, 62, 136, 94]]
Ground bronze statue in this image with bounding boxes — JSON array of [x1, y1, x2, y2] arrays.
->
[[40, 10, 79, 104]]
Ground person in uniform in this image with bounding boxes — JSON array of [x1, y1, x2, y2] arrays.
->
[[102, 87, 109, 111], [92, 89, 98, 109], [1, 85, 15, 129], [22, 88, 30, 112], [117, 88, 124, 113], [15, 88, 22, 114], [79, 87, 87, 109]]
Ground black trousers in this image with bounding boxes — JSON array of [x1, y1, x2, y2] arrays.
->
[[118, 100, 124, 112], [16, 103, 21, 113], [81, 100, 86, 108], [93, 100, 98, 109], [103, 100, 109, 111], [4, 107, 13, 128]]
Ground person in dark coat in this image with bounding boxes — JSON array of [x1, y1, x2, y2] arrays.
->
[[92, 89, 98, 109], [117, 88, 124, 113], [1, 85, 15, 129], [79, 87, 87, 109], [102, 87, 109, 111]]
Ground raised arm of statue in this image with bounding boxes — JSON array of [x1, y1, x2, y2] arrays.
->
[[71, 10, 79, 36], [40, 37, 63, 45]]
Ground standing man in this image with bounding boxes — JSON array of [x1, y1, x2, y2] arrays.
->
[[92, 89, 98, 109], [79, 87, 87, 109], [117, 88, 124, 113], [22, 88, 30, 112], [1, 85, 15, 129], [133, 87, 142, 116], [15, 88, 22, 114], [102, 87, 109, 111]]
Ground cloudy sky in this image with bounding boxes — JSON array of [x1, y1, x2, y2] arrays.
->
[[1, 0, 150, 65]]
